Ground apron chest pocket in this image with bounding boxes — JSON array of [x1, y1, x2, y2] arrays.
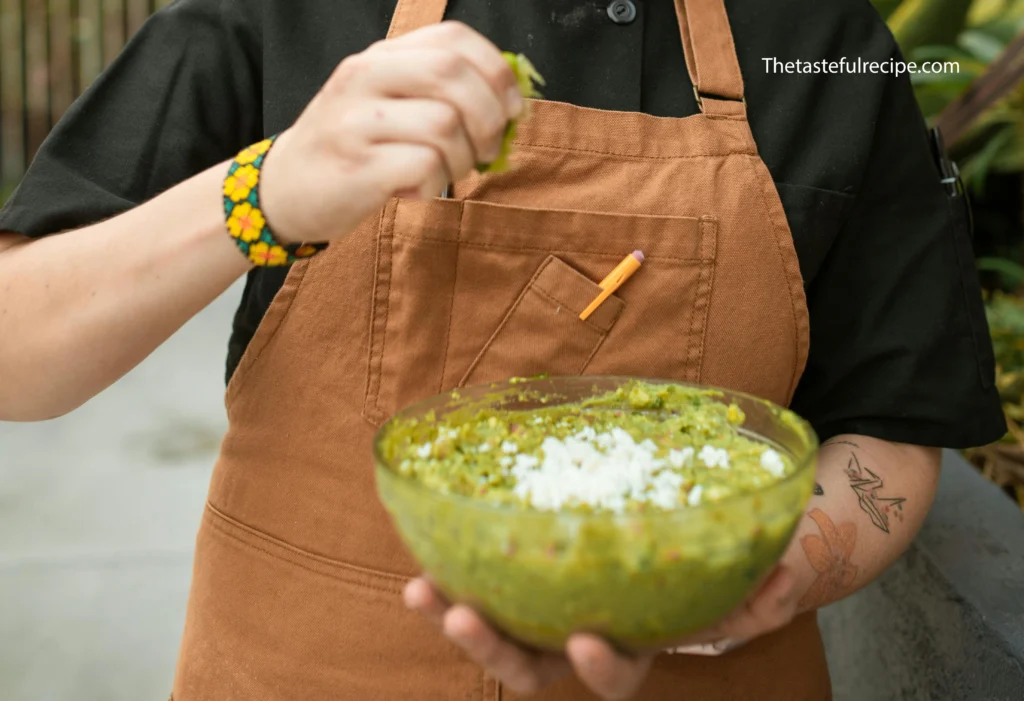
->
[[363, 199, 718, 426], [460, 255, 625, 387]]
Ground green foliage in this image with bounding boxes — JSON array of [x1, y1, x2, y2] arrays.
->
[[987, 292, 1024, 375], [871, 0, 1024, 191], [888, 0, 977, 57], [872, 0, 906, 21], [0, 181, 14, 208]]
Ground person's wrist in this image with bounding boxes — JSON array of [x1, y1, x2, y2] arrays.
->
[[222, 132, 327, 266], [253, 129, 301, 245]]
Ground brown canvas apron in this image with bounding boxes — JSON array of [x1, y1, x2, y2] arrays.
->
[[172, 0, 831, 698]]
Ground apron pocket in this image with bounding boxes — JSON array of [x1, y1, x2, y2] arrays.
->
[[460, 255, 624, 386], [175, 504, 489, 701], [363, 198, 717, 426]]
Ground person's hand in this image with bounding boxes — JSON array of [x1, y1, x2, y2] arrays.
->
[[258, 21, 523, 244], [404, 564, 799, 699], [404, 578, 653, 699]]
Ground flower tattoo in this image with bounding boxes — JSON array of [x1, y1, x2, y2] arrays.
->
[[798, 509, 858, 610]]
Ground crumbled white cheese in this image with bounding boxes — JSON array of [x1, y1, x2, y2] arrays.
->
[[416, 443, 432, 459], [514, 454, 539, 470], [698, 445, 731, 469], [477, 442, 491, 453], [760, 448, 786, 478], [499, 456, 513, 468], [687, 484, 704, 506], [668, 447, 695, 468], [508, 429, 686, 513], [501, 441, 519, 454]]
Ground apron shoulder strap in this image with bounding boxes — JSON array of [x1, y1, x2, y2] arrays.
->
[[675, 0, 747, 116], [387, 0, 746, 117], [387, 0, 447, 39]]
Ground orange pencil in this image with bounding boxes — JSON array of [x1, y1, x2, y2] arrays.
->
[[580, 250, 644, 321]]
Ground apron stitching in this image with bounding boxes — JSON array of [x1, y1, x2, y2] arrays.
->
[[438, 201, 465, 392], [746, 155, 810, 400], [386, 0, 411, 39], [458, 258, 553, 386], [225, 258, 311, 408], [392, 235, 710, 262], [463, 201, 713, 225], [209, 517, 407, 595], [529, 285, 619, 334], [510, 141, 756, 160], [364, 203, 397, 424], [206, 503, 410, 591], [687, 220, 718, 381], [580, 310, 622, 373]]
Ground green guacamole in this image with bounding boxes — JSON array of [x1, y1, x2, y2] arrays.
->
[[375, 379, 815, 652], [380, 381, 795, 513]]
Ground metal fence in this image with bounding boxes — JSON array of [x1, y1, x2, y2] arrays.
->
[[1, 0, 170, 196]]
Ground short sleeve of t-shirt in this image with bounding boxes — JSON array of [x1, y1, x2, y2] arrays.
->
[[788, 44, 1004, 449], [0, 0, 262, 237]]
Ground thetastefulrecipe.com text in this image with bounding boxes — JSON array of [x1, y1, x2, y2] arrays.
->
[[763, 57, 959, 76]]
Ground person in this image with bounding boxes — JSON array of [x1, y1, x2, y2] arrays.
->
[[0, 0, 1005, 699]]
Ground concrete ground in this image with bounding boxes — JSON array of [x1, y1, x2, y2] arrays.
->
[[0, 282, 242, 701]]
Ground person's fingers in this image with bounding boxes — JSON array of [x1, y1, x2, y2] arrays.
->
[[443, 605, 570, 694], [387, 21, 522, 115], [403, 577, 449, 626], [567, 634, 653, 701], [365, 142, 450, 200], [342, 98, 475, 181], [332, 47, 513, 162]]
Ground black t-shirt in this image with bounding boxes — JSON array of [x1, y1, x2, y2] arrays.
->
[[0, 0, 1005, 448]]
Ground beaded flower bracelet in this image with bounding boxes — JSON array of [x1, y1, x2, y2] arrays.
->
[[223, 135, 328, 267]]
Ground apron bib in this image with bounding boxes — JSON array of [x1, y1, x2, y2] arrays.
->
[[173, 1, 829, 698]]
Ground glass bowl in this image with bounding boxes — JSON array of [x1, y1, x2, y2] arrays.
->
[[373, 376, 817, 653]]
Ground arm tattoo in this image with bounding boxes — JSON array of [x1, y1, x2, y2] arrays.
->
[[823, 438, 861, 450], [798, 508, 858, 609], [845, 453, 906, 534]]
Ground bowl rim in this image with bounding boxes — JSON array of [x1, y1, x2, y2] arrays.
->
[[373, 375, 819, 519]]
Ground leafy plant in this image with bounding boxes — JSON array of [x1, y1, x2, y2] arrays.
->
[[888, 0, 976, 58], [966, 292, 1024, 508], [873, 0, 1024, 191], [977, 256, 1024, 286], [0, 181, 14, 208]]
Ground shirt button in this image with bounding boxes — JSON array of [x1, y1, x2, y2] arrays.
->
[[607, 0, 637, 25]]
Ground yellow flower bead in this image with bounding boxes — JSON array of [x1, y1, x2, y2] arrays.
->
[[227, 202, 265, 243], [235, 148, 260, 166], [223, 164, 260, 202], [234, 139, 272, 165], [248, 241, 289, 267], [250, 139, 273, 155]]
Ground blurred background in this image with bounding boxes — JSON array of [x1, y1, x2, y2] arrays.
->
[[1, 0, 1023, 699]]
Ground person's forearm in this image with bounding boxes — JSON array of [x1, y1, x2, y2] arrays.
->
[[0, 162, 251, 421], [784, 435, 941, 612]]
